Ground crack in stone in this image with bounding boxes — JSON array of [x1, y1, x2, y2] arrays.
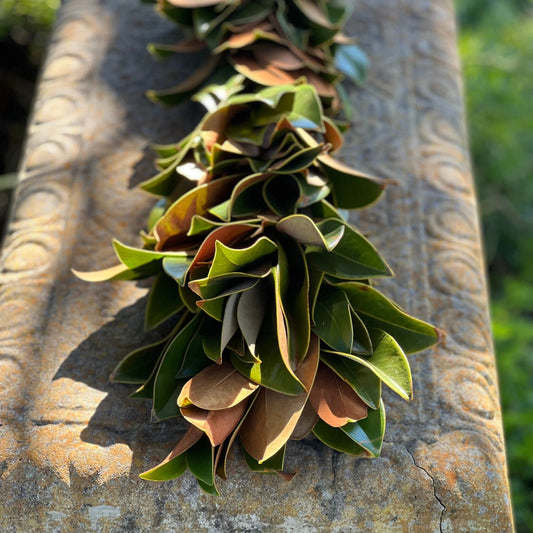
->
[[406, 445, 446, 533]]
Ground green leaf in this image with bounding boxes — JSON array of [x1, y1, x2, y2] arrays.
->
[[145, 272, 184, 330], [237, 282, 267, 356], [324, 329, 413, 400], [208, 237, 277, 277], [288, 84, 325, 130], [243, 445, 286, 473], [341, 400, 386, 457], [113, 239, 189, 270], [338, 282, 440, 353], [139, 425, 203, 481], [186, 434, 215, 486], [276, 215, 342, 251], [263, 174, 300, 217], [306, 223, 392, 279], [162, 256, 190, 286], [318, 154, 386, 209], [321, 352, 381, 409], [313, 284, 353, 352], [275, 236, 310, 368], [155, 175, 239, 250], [269, 144, 325, 174], [312, 419, 368, 456], [153, 314, 202, 419], [351, 310, 373, 355], [231, 312, 306, 395], [335, 44, 369, 84]]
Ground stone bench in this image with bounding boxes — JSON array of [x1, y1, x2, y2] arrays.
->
[[0, 0, 514, 530]]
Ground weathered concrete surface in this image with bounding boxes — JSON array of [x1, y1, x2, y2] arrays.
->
[[0, 0, 513, 531]]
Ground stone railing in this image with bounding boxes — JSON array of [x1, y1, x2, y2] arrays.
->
[[0, 0, 514, 531]]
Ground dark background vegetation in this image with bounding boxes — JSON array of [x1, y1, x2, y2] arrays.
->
[[0, 0, 531, 529]]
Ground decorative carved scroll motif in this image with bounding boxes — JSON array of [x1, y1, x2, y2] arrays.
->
[[0, 1, 108, 461]]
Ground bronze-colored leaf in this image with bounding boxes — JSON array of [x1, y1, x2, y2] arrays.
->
[[231, 53, 298, 86], [290, 399, 318, 440], [181, 401, 248, 446], [253, 42, 305, 71], [177, 361, 259, 410], [309, 364, 368, 427], [239, 334, 319, 462]]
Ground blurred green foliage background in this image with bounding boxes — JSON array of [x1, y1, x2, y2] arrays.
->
[[0, 0, 531, 529]]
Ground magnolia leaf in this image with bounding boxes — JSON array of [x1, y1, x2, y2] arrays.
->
[[334, 43, 369, 84], [186, 434, 215, 486], [113, 239, 190, 270], [338, 282, 440, 353], [313, 419, 368, 456], [293, 0, 337, 29], [289, 83, 325, 130], [351, 309, 373, 355], [189, 267, 270, 300], [139, 425, 203, 481], [187, 223, 257, 275], [324, 328, 413, 400], [320, 353, 381, 409], [237, 283, 267, 356], [312, 283, 353, 352], [208, 236, 277, 278], [162, 256, 190, 286], [318, 154, 387, 209], [177, 361, 259, 410], [153, 314, 203, 419], [154, 175, 239, 250], [221, 292, 240, 355], [308, 363, 368, 427], [243, 446, 290, 477], [276, 236, 310, 368], [277, 214, 338, 250], [307, 223, 392, 279], [239, 334, 319, 462], [290, 399, 318, 440], [231, 53, 299, 87], [269, 144, 325, 174], [341, 399, 386, 457], [72, 264, 133, 282], [167, 0, 225, 7], [181, 401, 248, 446], [203, 329, 222, 364], [263, 174, 300, 216], [145, 272, 184, 330]]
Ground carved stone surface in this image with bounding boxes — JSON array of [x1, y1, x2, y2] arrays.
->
[[0, 0, 513, 531]]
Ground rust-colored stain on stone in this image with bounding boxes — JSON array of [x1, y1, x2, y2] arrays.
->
[[0, 0, 513, 531]]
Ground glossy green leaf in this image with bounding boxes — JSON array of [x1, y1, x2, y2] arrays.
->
[[243, 446, 286, 473], [338, 282, 440, 353], [139, 425, 203, 481], [318, 154, 386, 209], [275, 236, 310, 368], [341, 400, 386, 457], [231, 312, 305, 395], [269, 144, 325, 174], [155, 175, 239, 250], [313, 284, 353, 352], [306, 223, 392, 279], [324, 328, 412, 400], [321, 352, 381, 409], [312, 419, 368, 456], [186, 434, 215, 486], [334, 44, 369, 84], [153, 314, 202, 419], [208, 237, 277, 278], [145, 272, 184, 330], [263, 174, 300, 217], [276, 215, 341, 251], [351, 309, 373, 355], [237, 282, 267, 356], [162, 256, 190, 286]]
